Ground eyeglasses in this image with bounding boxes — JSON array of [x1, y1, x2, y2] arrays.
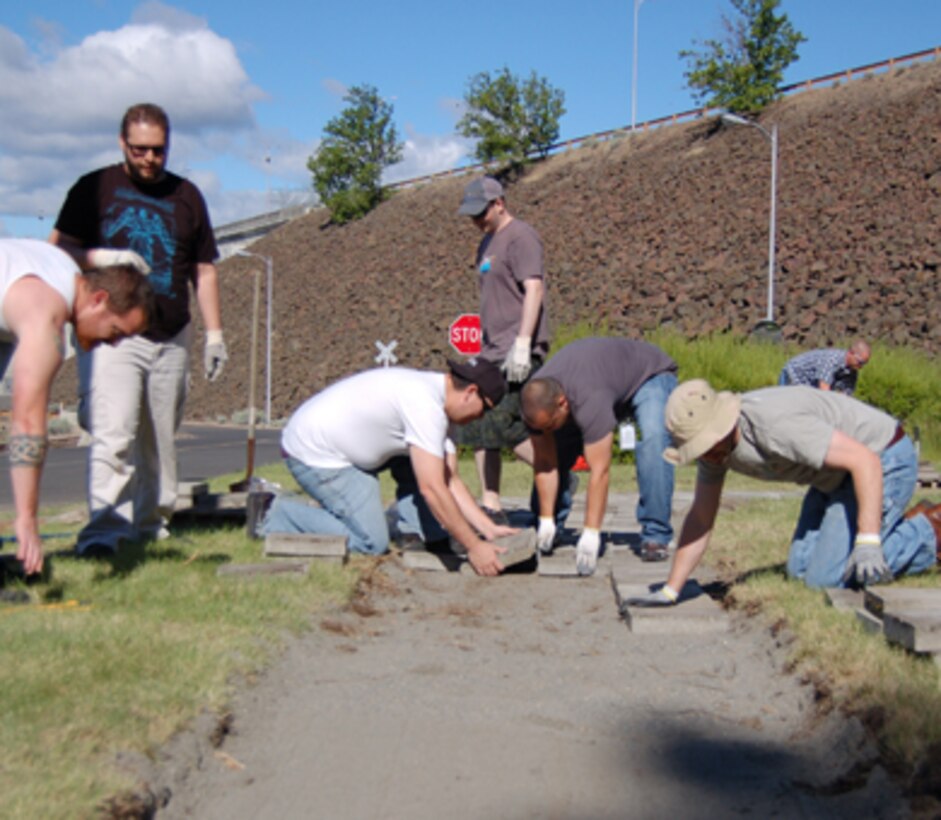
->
[[125, 143, 167, 158]]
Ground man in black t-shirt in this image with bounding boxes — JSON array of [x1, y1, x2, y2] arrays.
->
[[50, 102, 227, 556]]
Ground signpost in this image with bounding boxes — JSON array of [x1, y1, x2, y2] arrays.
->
[[449, 313, 482, 356]]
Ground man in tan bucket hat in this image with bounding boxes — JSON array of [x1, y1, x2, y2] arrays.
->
[[627, 379, 940, 606]]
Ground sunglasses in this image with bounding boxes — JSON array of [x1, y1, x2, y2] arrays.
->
[[125, 143, 167, 158]]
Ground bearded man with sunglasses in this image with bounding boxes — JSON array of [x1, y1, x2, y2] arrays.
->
[[50, 102, 225, 557]]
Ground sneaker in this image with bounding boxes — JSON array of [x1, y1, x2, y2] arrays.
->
[[480, 506, 510, 526], [246, 491, 275, 539], [639, 540, 669, 562], [903, 499, 933, 520], [394, 532, 428, 552], [76, 543, 117, 560]]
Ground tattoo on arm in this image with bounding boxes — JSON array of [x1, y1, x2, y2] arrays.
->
[[9, 434, 48, 467]]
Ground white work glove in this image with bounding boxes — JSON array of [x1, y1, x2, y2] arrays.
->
[[204, 329, 228, 382], [87, 248, 151, 275], [842, 535, 892, 586], [536, 517, 557, 554], [502, 335, 532, 383], [575, 527, 601, 576], [625, 585, 680, 608]]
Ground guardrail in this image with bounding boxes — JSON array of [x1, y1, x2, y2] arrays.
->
[[216, 45, 940, 235], [386, 45, 940, 192]]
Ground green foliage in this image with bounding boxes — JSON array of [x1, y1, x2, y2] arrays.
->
[[307, 84, 403, 223], [545, 325, 941, 463], [457, 67, 566, 167], [680, 0, 806, 113]]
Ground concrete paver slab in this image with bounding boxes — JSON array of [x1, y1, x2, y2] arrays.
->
[[882, 610, 941, 653], [615, 580, 729, 635], [825, 588, 865, 611], [216, 560, 310, 578], [263, 533, 347, 561]]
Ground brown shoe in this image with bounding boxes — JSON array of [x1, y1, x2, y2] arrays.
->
[[903, 499, 933, 520], [920, 503, 941, 561]]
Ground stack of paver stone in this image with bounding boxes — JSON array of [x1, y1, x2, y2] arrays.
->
[[828, 587, 941, 670]]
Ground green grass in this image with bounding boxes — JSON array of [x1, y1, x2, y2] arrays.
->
[[2, 451, 939, 814], [0, 510, 356, 819], [705, 494, 941, 780], [550, 322, 941, 462]]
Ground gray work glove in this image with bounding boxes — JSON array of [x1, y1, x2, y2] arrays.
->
[[842, 539, 892, 586], [625, 585, 680, 608], [502, 335, 532, 383], [87, 248, 151, 274], [204, 330, 228, 382]]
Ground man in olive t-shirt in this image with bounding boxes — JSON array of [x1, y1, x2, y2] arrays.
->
[[628, 380, 938, 607]]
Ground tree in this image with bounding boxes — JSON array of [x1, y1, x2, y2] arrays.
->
[[307, 84, 403, 223], [681, 0, 806, 114], [457, 67, 566, 167]]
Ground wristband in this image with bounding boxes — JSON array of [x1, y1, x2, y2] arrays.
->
[[661, 584, 679, 603], [854, 533, 881, 547], [206, 329, 224, 345]]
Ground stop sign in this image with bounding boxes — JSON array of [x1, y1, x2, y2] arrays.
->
[[449, 313, 482, 356]]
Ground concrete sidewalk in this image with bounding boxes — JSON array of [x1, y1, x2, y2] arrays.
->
[[155, 490, 908, 819]]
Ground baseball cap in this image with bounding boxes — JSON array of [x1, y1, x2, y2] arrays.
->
[[663, 379, 742, 465], [457, 177, 504, 216], [447, 358, 507, 408]]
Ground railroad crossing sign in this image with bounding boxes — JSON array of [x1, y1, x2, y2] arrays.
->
[[449, 313, 482, 356], [375, 340, 398, 367]]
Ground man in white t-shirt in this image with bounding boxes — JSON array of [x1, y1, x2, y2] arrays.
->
[[262, 359, 515, 576], [0, 239, 153, 575]]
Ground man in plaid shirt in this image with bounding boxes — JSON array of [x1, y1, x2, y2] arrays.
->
[[779, 340, 870, 395]]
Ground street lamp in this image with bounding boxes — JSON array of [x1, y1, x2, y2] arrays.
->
[[235, 250, 273, 424], [631, 0, 647, 132], [721, 112, 779, 326]]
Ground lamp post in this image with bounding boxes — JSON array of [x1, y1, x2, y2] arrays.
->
[[235, 250, 273, 424], [631, 0, 647, 132], [721, 113, 779, 325]]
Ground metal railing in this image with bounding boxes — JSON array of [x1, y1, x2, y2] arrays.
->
[[386, 45, 940, 193]]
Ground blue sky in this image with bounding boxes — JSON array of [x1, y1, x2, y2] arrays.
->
[[1, 0, 937, 237]]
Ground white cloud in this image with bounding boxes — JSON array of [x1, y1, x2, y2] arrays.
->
[[322, 77, 348, 99], [0, 5, 264, 226], [0, 5, 475, 232], [384, 129, 474, 185]]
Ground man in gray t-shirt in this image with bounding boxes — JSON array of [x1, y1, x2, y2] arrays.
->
[[521, 338, 679, 575], [628, 380, 939, 607], [455, 176, 550, 524]]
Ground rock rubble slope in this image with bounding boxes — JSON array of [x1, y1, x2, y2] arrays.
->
[[51, 58, 941, 421]]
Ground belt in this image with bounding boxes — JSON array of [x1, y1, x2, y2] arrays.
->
[[886, 424, 905, 450]]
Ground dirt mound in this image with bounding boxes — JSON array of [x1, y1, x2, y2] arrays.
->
[[51, 58, 941, 421]]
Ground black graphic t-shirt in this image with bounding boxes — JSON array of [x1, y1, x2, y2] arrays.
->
[[54, 164, 218, 342]]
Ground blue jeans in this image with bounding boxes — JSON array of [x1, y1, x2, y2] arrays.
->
[[630, 371, 677, 545], [532, 371, 676, 544], [262, 455, 443, 554], [787, 435, 937, 587]]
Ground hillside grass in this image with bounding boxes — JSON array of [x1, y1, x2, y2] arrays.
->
[[547, 323, 941, 462]]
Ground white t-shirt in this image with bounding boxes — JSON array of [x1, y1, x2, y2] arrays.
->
[[0, 239, 77, 340], [282, 368, 457, 470]]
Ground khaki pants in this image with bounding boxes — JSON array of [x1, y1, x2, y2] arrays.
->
[[76, 325, 190, 551]]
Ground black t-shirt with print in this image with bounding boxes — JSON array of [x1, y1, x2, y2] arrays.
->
[[54, 163, 218, 342]]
